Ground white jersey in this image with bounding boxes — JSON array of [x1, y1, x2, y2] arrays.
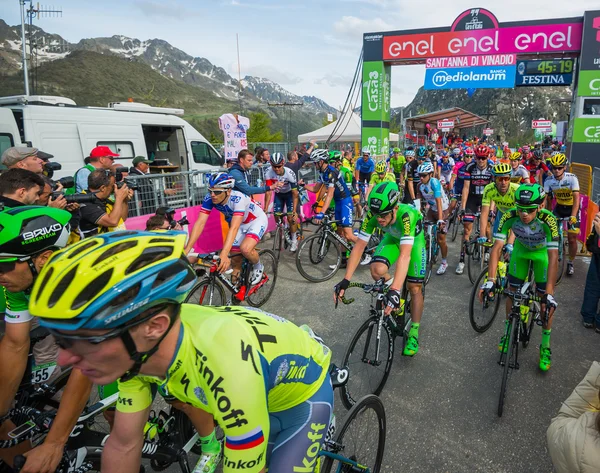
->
[[218, 114, 250, 162], [200, 189, 265, 225], [263, 166, 297, 194], [543, 172, 580, 207]]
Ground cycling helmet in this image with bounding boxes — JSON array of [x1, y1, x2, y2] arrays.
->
[[361, 146, 371, 156], [417, 146, 428, 158], [492, 162, 511, 177], [532, 149, 543, 159], [270, 152, 285, 166], [474, 145, 490, 158], [550, 150, 559, 157], [522, 145, 530, 153], [375, 161, 387, 173], [452, 147, 461, 156], [368, 182, 400, 215], [405, 149, 415, 158], [427, 144, 435, 153], [0, 206, 71, 262], [464, 147, 474, 157], [393, 147, 401, 153], [440, 150, 448, 158], [417, 162, 434, 174], [328, 150, 342, 163], [310, 148, 329, 162], [510, 151, 522, 161], [208, 172, 235, 189], [550, 153, 567, 167], [515, 184, 545, 208]]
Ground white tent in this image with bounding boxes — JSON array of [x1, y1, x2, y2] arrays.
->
[[298, 112, 399, 143]]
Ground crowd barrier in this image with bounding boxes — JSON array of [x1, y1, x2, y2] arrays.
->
[[570, 163, 594, 252]]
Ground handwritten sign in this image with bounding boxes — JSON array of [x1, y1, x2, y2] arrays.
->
[[218, 114, 250, 161]]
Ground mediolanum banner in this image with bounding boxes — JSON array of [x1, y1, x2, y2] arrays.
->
[[424, 65, 516, 90]]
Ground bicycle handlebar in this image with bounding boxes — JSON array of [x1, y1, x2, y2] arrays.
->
[[336, 280, 388, 307]]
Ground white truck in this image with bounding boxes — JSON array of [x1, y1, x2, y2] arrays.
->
[[0, 95, 224, 177]]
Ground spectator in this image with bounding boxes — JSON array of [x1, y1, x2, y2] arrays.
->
[[229, 149, 282, 198], [254, 146, 264, 163], [285, 140, 315, 181], [547, 361, 600, 473], [581, 210, 600, 331], [145, 214, 171, 231], [128, 155, 155, 214], [1, 147, 51, 174], [74, 146, 119, 193], [78, 170, 132, 238], [0, 168, 44, 207], [256, 148, 270, 165], [36, 175, 68, 209]]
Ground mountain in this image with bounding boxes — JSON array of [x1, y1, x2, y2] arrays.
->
[[396, 87, 571, 143]]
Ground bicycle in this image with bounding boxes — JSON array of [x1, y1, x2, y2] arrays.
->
[[335, 278, 414, 409], [423, 220, 439, 286], [495, 282, 548, 417], [185, 250, 278, 307], [295, 214, 374, 283], [466, 210, 497, 284], [270, 212, 303, 261], [468, 256, 509, 333], [446, 197, 462, 242], [555, 217, 569, 285]]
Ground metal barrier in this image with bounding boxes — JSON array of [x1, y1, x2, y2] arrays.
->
[[126, 162, 321, 217], [592, 167, 600, 204], [570, 163, 593, 197]]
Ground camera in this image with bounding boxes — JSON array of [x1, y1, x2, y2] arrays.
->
[[156, 207, 189, 228], [51, 192, 97, 205], [52, 176, 75, 191], [114, 166, 129, 182], [115, 177, 138, 191], [43, 161, 62, 179]]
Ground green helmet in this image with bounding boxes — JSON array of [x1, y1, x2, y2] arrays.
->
[[0, 206, 72, 262], [515, 184, 545, 209], [328, 150, 342, 163], [393, 147, 401, 153], [368, 182, 400, 215]]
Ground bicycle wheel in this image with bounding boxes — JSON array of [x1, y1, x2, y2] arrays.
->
[[246, 249, 278, 307], [185, 278, 227, 306], [321, 395, 386, 473], [451, 213, 460, 242], [424, 236, 434, 286], [340, 316, 394, 410], [296, 233, 341, 283], [467, 243, 482, 285], [556, 238, 567, 285], [468, 268, 501, 333], [497, 318, 517, 417], [272, 226, 283, 260]]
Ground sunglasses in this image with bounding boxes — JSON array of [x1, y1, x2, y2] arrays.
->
[[477, 157, 488, 160], [208, 189, 226, 196], [517, 206, 537, 214], [552, 166, 565, 171], [0, 257, 30, 274], [375, 210, 393, 219], [419, 174, 430, 178], [272, 165, 283, 169], [495, 177, 510, 182]]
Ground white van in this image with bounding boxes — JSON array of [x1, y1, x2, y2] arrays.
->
[[0, 95, 224, 177]]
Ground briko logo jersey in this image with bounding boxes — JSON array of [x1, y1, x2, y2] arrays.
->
[[543, 172, 580, 206], [117, 305, 331, 473]]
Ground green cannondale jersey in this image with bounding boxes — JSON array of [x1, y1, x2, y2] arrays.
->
[[358, 203, 423, 244], [389, 156, 406, 174], [117, 305, 331, 473], [494, 208, 559, 251], [340, 166, 353, 186]]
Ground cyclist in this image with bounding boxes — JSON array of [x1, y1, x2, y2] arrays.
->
[[479, 184, 558, 371], [185, 172, 268, 285], [367, 161, 395, 198], [543, 153, 580, 276], [334, 182, 426, 356], [388, 147, 406, 186], [31, 231, 334, 473], [451, 147, 462, 162], [0, 206, 93, 473], [459, 144, 494, 272], [524, 148, 549, 184], [264, 153, 300, 252], [406, 146, 430, 207], [417, 161, 450, 275], [449, 148, 474, 274], [479, 162, 520, 239], [402, 148, 418, 204], [509, 152, 530, 184], [355, 147, 375, 192], [436, 150, 455, 188]]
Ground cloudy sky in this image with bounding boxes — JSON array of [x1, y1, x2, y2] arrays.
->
[[0, 0, 596, 109]]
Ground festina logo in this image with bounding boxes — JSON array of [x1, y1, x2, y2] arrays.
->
[[522, 75, 566, 85]]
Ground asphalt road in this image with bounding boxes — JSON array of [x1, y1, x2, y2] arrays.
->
[[160, 227, 596, 473]]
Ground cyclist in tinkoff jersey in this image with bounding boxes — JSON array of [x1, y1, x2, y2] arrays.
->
[[0, 207, 93, 473], [479, 163, 520, 241], [185, 173, 268, 285], [508, 151, 531, 184], [30, 231, 334, 473], [387, 148, 406, 186], [543, 153, 580, 276], [334, 182, 426, 356], [264, 153, 300, 252], [367, 161, 395, 198], [417, 161, 450, 275], [479, 184, 558, 371]]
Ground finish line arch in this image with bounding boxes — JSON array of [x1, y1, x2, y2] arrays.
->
[[361, 7, 600, 167]]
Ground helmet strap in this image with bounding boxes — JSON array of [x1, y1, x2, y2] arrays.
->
[[23, 258, 39, 295]]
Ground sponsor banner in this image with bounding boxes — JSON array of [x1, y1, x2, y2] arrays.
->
[[424, 65, 516, 90], [577, 70, 600, 97], [516, 74, 573, 87], [361, 126, 390, 157], [426, 54, 516, 68], [572, 118, 600, 144], [484, 128, 494, 135], [578, 11, 600, 71], [438, 120, 454, 129], [362, 61, 391, 122], [441, 127, 451, 132], [532, 120, 552, 129]]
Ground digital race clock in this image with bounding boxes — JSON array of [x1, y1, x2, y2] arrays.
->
[[517, 59, 574, 76]]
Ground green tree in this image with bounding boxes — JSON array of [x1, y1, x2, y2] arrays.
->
[[247, 112, 283, 142]]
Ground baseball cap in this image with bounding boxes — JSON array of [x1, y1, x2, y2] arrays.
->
[[1, 147, 53, 167], [89, 146, 119, 159], [132, 156, 151, 166]]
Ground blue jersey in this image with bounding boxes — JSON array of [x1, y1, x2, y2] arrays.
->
[[419, 177, 449, 212], [355, 158, 375, 174], [319, 165, 351, 201]]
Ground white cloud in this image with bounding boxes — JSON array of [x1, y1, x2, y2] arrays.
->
[[333, 16, 392, 39], [314, 74, 353, 87]]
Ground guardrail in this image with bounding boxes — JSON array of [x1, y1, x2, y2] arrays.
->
[[125, 162, 321, 217]]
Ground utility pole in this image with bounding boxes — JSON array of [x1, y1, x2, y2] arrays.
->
[[267, 102, 303, 144], [19, 0, 29, 95]]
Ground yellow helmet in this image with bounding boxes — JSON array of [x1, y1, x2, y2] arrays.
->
[[550, 153, 567, 167], [30, 230, 196, 331], [493, 162, 511, 177], [510, 151, 522, 161], [375, 161, 387, 173]]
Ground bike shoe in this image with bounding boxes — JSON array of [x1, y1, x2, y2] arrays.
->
[[193, 446, 223, 473], [290, 240, 298, 252], [249, 263, 264, 286], [436, 262, 448, 275], [498, 334, 508, 353], [567, 262, 574, 276], [455, 262, 465, 274], [403, 335, 419, 357], [539, 346, 552, 372], [360, 254, 372, 266]]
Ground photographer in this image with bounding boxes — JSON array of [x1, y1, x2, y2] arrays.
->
[[0, 169, 45, 208], [1, 147, 52, 174], [74, 146, 119, 193], [78, 169, 132, 238]]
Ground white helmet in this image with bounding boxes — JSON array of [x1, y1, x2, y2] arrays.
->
[[361, 146, 371, 156], [310, 148, 329, 162], [270, 152, 285, 166], [417, 162, 434, 174], [208, 172, 235, 189]]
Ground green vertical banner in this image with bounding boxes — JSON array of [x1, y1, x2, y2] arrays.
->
[[362, 61, 391, 158]]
